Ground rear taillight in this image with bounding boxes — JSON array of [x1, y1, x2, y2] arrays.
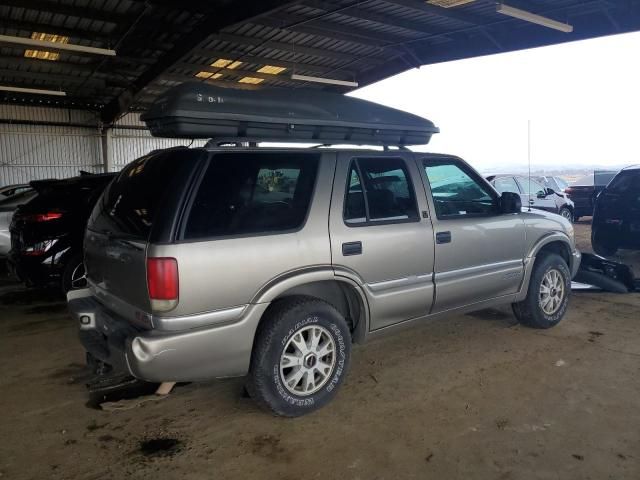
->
[[22, 210, 64, 222], [147, 257, 179, 312]]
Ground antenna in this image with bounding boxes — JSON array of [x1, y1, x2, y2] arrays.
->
[[527, 119, 532, 212]]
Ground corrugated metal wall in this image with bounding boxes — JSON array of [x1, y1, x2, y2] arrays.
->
[[0, 105, 103, 185], [0, 107, 205, 185]]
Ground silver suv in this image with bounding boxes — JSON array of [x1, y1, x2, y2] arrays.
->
[[68, 146, 580, 416]]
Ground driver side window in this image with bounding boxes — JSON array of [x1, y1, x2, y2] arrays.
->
[[516, 177, 546, 197], [424, 161, 498, 219]]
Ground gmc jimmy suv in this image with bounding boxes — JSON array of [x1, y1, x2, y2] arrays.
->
[[68, 146, 580, 416]]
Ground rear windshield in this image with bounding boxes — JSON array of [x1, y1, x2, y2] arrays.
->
[[183, 152, 319, 239], [89, 149, 198, 239]]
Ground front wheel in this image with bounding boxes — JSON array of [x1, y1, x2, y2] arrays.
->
[[513, 253, 571, 329], [559, 207, 573, 223], [246, 297, 351, 417]]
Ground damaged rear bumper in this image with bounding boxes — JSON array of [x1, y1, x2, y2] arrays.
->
[[67, 288, 269, 382]]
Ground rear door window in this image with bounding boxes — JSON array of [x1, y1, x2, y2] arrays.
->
[[183, 152, 319, 239], [343, 157, 418, 225]]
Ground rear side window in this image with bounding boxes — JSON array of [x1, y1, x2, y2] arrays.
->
[[183, 152, 319, 239], [90, 149, 198, 239], [607, 171, 639, 195], [344, 157, 418, 225]]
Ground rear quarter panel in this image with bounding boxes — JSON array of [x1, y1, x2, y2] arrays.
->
[[151, 152, 337, 317]]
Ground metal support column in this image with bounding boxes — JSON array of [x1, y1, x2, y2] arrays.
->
[[101, 127, 113, 173]]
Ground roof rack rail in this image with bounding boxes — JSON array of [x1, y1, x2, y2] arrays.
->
[[141, 83, 438, 147]]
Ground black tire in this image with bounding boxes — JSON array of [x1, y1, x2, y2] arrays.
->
[[559, 207, 573, 223], [512, 253, 571, 329], [61, 253, 87, 294], [592, 232, 617, 257], [246, 296, 351, 417], [573, 270, 628, 293], [573, 216, 580, 222]]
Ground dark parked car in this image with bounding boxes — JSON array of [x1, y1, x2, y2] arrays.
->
[[8, 173, 116, 292], [591, 165, 640, 256], [486, 174, 575, 222], [564, 170, 618, 221]]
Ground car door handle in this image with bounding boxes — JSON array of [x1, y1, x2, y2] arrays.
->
[[342, 241, 362, 256], [529, 199, 535, 203], [436, 231, 451, 244]]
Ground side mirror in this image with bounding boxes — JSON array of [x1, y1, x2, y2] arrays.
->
[[500, 192, 521, 214]]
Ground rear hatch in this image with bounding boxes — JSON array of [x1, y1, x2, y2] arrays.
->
[[10, 176, 112, 255], [84, 148, 204, 317]]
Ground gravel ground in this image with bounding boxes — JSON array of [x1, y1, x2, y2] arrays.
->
[[1, 221, 639, 480]]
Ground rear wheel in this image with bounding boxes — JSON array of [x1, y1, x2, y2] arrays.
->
[[513, 253, 570, 329], [246, 297, 351, 417]]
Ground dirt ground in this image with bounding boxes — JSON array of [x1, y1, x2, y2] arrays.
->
[[1, 220, 639, 480]]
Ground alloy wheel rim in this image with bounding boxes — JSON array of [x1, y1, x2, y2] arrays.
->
[[561, 210, 572, 221], [279, 325, 336, 396], [70, 263, 87, 290], [539, 268, 565, 315]]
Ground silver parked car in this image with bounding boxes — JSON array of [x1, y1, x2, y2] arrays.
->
[[68, 147, 580, 416], [0, 189, 37, 257]]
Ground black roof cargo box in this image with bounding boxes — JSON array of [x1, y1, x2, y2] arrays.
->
[[141, 83, 438, 146]]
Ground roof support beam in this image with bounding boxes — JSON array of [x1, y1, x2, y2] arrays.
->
[[1, 0, 132, 25], [0, 18, 115, 42], [161, 67, 344, 86], [256, 13, 411, 47], [382, 0, 486, 25], [101, 0, 300, 124], [186, 49, 357, 76], [299, 0, 443, 34], [216, 33, 386, 63], [0, 68, 106, 88]]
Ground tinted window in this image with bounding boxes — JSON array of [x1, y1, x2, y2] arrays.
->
[[184, 153, 319, 239], [493, 176, 520, 194], [516, 177, 546, 196], [606, 171, 640, 195], [425, 162, 497, 218], [344, 167, 366, 224], [344, 158, 418, 225], [90, 149, 196, 239]]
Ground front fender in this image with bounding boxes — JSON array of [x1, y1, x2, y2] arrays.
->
[[516, 232, 577, 301]]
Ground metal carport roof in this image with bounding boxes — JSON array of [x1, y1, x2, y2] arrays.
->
[[1, 0, 639, 124]]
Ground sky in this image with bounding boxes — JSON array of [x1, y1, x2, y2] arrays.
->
[[350, 31, 640, 173]]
